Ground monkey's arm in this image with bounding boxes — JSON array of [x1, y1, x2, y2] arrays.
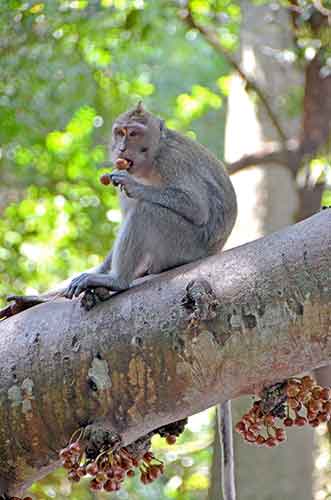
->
[[110, 172, 209, 226], [138, 186, 208, 226], [96, 250, 113, 273]]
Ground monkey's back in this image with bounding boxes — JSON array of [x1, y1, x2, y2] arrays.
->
[[112, 126, 237, 283], [156, 129, 237, 253]]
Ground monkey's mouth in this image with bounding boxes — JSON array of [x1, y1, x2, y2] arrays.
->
[[116, 157, 134, 171]]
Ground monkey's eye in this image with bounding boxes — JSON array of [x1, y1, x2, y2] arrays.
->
[[117, 129, 125, 137], [129, 130, 137, 137]]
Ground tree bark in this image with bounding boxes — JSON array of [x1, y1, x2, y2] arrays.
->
[[0, 209, 330, 496]]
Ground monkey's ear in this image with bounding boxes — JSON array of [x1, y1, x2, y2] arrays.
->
[[135, 101, 144, 114]]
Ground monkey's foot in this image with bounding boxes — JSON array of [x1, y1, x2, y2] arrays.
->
[[80, 288, 112, 311], [0, 295, 47, 321]]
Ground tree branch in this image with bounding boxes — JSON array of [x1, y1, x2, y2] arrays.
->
[[0, 210, 331, 496], [226, 142, 302, 175], [312, 0, 331, 19], [179, 7, 288, 145]]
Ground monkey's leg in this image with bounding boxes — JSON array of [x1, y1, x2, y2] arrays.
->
[[65, 210, 150, 299], [65, 201, 206, 300], [218, 401, 236, 500]]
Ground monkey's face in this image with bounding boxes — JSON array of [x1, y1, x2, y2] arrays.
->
[[111, 117, 161, 178]]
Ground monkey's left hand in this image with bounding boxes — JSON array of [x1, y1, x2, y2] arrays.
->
[[110, 172, 142, 198], [65, 273, 109, 299]]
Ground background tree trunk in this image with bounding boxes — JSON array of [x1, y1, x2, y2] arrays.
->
[[210, 2, 314, 499]]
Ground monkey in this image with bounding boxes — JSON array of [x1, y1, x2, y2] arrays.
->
[[63, 102, 237, 299], [1, 102, 238, 499], [1, 102, 236, 307]]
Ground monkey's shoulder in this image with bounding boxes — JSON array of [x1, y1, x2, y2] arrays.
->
[[161, 129, 226, 174]]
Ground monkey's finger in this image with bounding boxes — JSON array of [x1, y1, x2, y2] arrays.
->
[[110, 178, 120, 187], [66, 276, 89, 298], [70, 273, 88, 286], [63, 287, 73, 299], [68, 273, 93, 292], [67, 277, 86, 298], [68, 278, 79, 287], [110, 173, 128, 186], [68, 274, 87, 298], [74, 282, 88, 297], [64, 283, 79, 299], [110, 171, 127, 179]]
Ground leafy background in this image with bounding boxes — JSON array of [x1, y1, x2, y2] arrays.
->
[[1, 0, 330, 498], [0, 0, 233, 301]]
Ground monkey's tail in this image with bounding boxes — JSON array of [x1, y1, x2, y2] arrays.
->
[[218, 400, 236, 500]]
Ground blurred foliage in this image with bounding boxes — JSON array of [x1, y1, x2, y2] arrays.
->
[[1, 0, 330, 499], [0, 0, 231, 300]]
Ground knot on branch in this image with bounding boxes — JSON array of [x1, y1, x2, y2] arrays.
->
[[182, 279, 219, 330], [260, 382, 287, 415], [124, 435, 153, 458], [154, 418, 188, 439], [83, 423, 122, 459]]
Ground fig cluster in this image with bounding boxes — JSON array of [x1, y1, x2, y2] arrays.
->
[[59, 432, 178, 493], [236, 375, 331, 447]]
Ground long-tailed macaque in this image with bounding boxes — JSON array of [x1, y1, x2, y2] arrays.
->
[[3, 102, 236, 304], [64, 102, 237, 297]]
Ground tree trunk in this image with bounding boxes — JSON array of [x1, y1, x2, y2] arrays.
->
[[0, 210, 330, 497], [210, 2, 314, 499]]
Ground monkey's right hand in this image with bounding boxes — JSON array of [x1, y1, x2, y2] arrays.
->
[[110, 171, 142, 198]]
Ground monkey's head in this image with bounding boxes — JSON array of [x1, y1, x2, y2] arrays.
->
[[111, 102, 163, 177]]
